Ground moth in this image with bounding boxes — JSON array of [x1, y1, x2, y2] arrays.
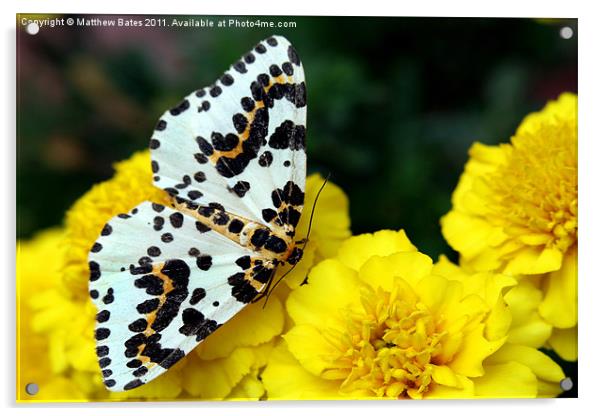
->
[[88, 35, 307, 391]]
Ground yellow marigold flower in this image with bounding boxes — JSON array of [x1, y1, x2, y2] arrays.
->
[[23, 150, 350, 401], [17, 228, 90, 402], [263, 230, 564, 399], [432, 256, 565, 397], [442, 93, 577, 275], [441, 93, 578, 359]]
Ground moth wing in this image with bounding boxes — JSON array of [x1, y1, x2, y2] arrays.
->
[[150, 35, 307, 235], [89, 201, 273, 391]]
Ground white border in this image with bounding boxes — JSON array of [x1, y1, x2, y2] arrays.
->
[[4, 1, 601, 415]]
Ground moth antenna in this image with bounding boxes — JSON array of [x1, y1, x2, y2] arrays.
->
[[302, 173, 331, 252], [261, 173, 332, 306]]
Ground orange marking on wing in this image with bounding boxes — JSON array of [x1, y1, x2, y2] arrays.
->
[[207, 73, 295, 164], [243, 258, 275, 291], [135, 263, 175, 365], [171, 199, 256, 245], [208, 101, 265, 163]]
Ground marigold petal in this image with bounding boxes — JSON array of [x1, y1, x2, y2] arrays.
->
[[484, 295, 512, 342], [537, 379, 563, 398], [517, 93, 577, 136], [441, 211, 502, 264], [548, 326, 578, 361], [539, 248, 577, 328], [359, 251, 433, 292], [504, 278, 552, 348], [337, 229, 416, 271], [182, 347, 256, 399], [474, 362, 537, 398], [486, 344, 565, 383], [449, 143, 507, 212], [504, 277, 543, 326], [431, 365, 459, 388], [507, 317, 553, 349], [441, 293, 487, 336], [286, 259, 360, 326], [196, 296, 284, 360], [427, 375, 474, 399], [414, 274, 450, 313], [262, 341, 341, 399], [518, 233, 554, 246], [284, 325, 341, 376], [448, 324, 503, 377], [296, 174, 351, 260], [503, 246, 563, 275], [467, 142, 508, 171], [227, 370, 265, 400]]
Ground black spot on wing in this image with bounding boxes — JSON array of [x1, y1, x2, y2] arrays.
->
[[160, 348, 185, 369], [96, 310, 110, 323], [196, 255, 212, 271], [209, 85, 222, 98], [179, 308, 219, 342], [230, 181, 251, 198], [212, 132, 239, 151], [235, 256, 251, 270], [190, 287, 206, 305], [269, 64, 282, 77], [241, 97, 255, 112], [294, 82, 307, 108], [169, 99, 190, 116], [262, 208, 278, 223], [288, 45, 300, 65], [228, 272, 259, 304], [250, 228, 270, 248], [149, 139, 160, 149], [89, 261, 101, 281], [169, 212, 184, 228], [135, 274, 164, 296], [196, 221, 211, 234], [128, 318, 148, 332], [258, 151, 273, 167], [95, 327, 110, 340], [228, 219, 244, 234], [123, 379, 145, 391], [152, 203, 165, 213], [221, 73, 234, 86], [102, 288, 114, 304], [282, 62, 294, 76], [268, 120, 306, 151], [155, 119, 167, 131], [234, 61, 247, 73], [101, 223, 112, 236]]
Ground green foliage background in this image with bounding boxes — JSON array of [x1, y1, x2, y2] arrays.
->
[[17, 15, 577, 396]]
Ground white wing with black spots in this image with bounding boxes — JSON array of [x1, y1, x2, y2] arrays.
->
[[89, 201, 273, 391], [89, 35, 309, 393], [149, 35, 307, 234]]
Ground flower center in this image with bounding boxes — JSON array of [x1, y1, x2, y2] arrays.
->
[[484, 117, 577, 252], [324, 284, 445, 399]]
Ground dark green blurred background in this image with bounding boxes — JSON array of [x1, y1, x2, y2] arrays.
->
[[17, 14, 577, 395]]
